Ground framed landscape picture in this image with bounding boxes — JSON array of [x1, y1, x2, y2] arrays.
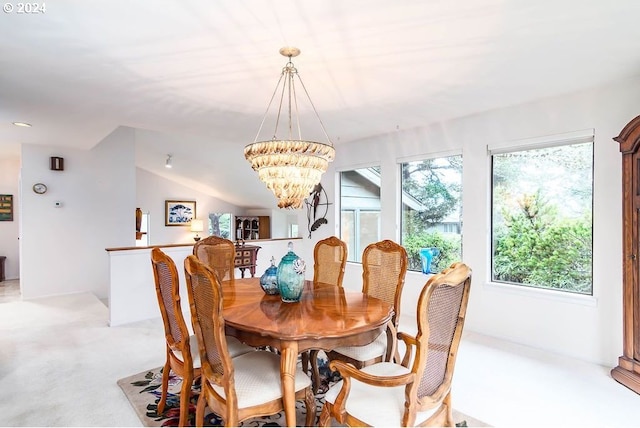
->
[[165, 200, 196, 226]]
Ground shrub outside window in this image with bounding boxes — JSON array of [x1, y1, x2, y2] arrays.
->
[[400, 156, 462, 273], [491, 141, 593, 295]]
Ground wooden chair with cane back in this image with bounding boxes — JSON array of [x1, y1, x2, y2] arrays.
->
[[319, 262, 472, 427], [313, 235, 348, 286], [150, 247, 201, 427], [302, 236, 348, 391], [193, 235, 236, 282], [183, 255, 316, 427], [325, 239, 408, 369]]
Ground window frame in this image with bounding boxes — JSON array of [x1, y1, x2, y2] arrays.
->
[[338, 165, 382, 263], [398, 153, 463, 273], [488, 129, 595, 296]]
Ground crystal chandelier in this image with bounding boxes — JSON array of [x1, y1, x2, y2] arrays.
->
[[244, 47, 335, 209]]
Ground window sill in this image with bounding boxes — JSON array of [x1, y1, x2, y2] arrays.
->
[[484, 281, 598, 307]]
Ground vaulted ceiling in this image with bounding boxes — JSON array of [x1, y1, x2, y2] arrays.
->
[[2, 1, 640, 208]]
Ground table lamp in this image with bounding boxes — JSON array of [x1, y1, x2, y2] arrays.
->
[[190, 219, 204, 242]]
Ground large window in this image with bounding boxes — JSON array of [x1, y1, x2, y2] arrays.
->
[[491, 139, 593, 295], [400, 155, 462, 273], [340, 167, 381, 262]]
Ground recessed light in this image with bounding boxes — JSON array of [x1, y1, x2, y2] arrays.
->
[[12, 122, 32, 127]]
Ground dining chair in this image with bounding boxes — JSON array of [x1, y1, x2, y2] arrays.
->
[[150, 247, 201, 427], [192, 235, 236, 282], [326, 239, 408, 369], [318, 262, 472, 427], [151, 248, 253, 426], [313, 235, 348, 286], [302, 236, 348, 391], [183, 255, 316, 427]]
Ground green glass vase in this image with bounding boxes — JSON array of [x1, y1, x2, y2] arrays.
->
[[277, 242, 306, 303]]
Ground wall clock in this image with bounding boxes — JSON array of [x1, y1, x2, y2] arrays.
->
[[32, 183, 47, 194]]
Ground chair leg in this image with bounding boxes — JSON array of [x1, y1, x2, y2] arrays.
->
[[178, 371, 193, 427], [443, 392, 454, 427], [195, 391, 206, 427], [301, 351, 310, 373], [318, 402, 332, 427], [309, 349, 321, 392], [157, 360, 171, 415], [303, 386, 316, 427]]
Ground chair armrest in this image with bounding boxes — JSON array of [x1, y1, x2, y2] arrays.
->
[[329, 359, 415, 388], [397, 331, 417, 367], [328, 359, 416, 425]]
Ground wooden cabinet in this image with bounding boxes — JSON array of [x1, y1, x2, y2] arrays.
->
[[612, 114, 640, 394], [234, 245, 260, 278], [235, 216, 271, 240]]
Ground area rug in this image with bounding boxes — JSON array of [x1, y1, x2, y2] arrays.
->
[[118, 359, 487, 427]]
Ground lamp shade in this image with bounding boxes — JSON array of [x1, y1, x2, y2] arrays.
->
[[190, 219, 204, 233]]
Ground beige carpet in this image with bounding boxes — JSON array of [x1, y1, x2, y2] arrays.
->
[[118, 366, 489, 427]]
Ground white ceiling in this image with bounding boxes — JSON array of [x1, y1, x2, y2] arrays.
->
[[2, 0, 640, 208]]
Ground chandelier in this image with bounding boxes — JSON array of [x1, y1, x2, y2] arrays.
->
[[244, 47, 335, 209]]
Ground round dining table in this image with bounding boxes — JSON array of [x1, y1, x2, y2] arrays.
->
[[222, 277, 394, 427]]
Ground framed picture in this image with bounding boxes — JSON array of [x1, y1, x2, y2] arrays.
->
[[165, 200, 196, 226], [0, 195, 13, 221]]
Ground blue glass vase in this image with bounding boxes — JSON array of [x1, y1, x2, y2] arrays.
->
[[259, 256, 279, 295], [419, 247, 440, 274], [277, 242, 306, 303]]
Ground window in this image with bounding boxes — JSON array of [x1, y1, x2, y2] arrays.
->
[[490, 137, 593, 295], [340, 167, 381, 262], [400, 155, 462, 273], [209, 213, 231, 239]]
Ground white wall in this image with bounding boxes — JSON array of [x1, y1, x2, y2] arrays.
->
[[317, 77, 640, 367], [135, 168, 241, 246], [20, 127, 135, 300], [0, 156, 20, 280], [108, 239, 299, 326]]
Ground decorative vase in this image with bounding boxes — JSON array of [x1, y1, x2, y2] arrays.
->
[[277, 242, 306, 303], [419, 247, 440, 274], [259, 256, 279, 295]]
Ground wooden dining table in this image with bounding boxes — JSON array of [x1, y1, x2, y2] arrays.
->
[[221, 277, 394, 427]]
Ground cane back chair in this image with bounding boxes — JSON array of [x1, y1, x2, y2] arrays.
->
[[303, 236, 348, 390], [183, 255, 315, 427], [319, 262, 472, 427], [150, 247, 201, 427], [326, 239, 408, 368], [313, 236, 348, 286], [193, 236, 236, 282]]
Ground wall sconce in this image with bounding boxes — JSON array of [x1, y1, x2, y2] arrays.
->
[[190, 219, 204, 242], [165, 154, 172, 169]]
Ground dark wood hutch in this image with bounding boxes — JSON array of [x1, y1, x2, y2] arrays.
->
[[612, 114, 640, 394]]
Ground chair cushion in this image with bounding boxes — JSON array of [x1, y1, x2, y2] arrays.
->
[[172, 335, 202, 368], [211, 350, 312, 408], [226, 335, 256, 358], [324, 362, 441, 426], [331, 331, 387, 361], [173, 335, 254, 369]]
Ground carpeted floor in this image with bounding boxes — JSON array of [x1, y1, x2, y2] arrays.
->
[[118, 362, 488, 427]]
